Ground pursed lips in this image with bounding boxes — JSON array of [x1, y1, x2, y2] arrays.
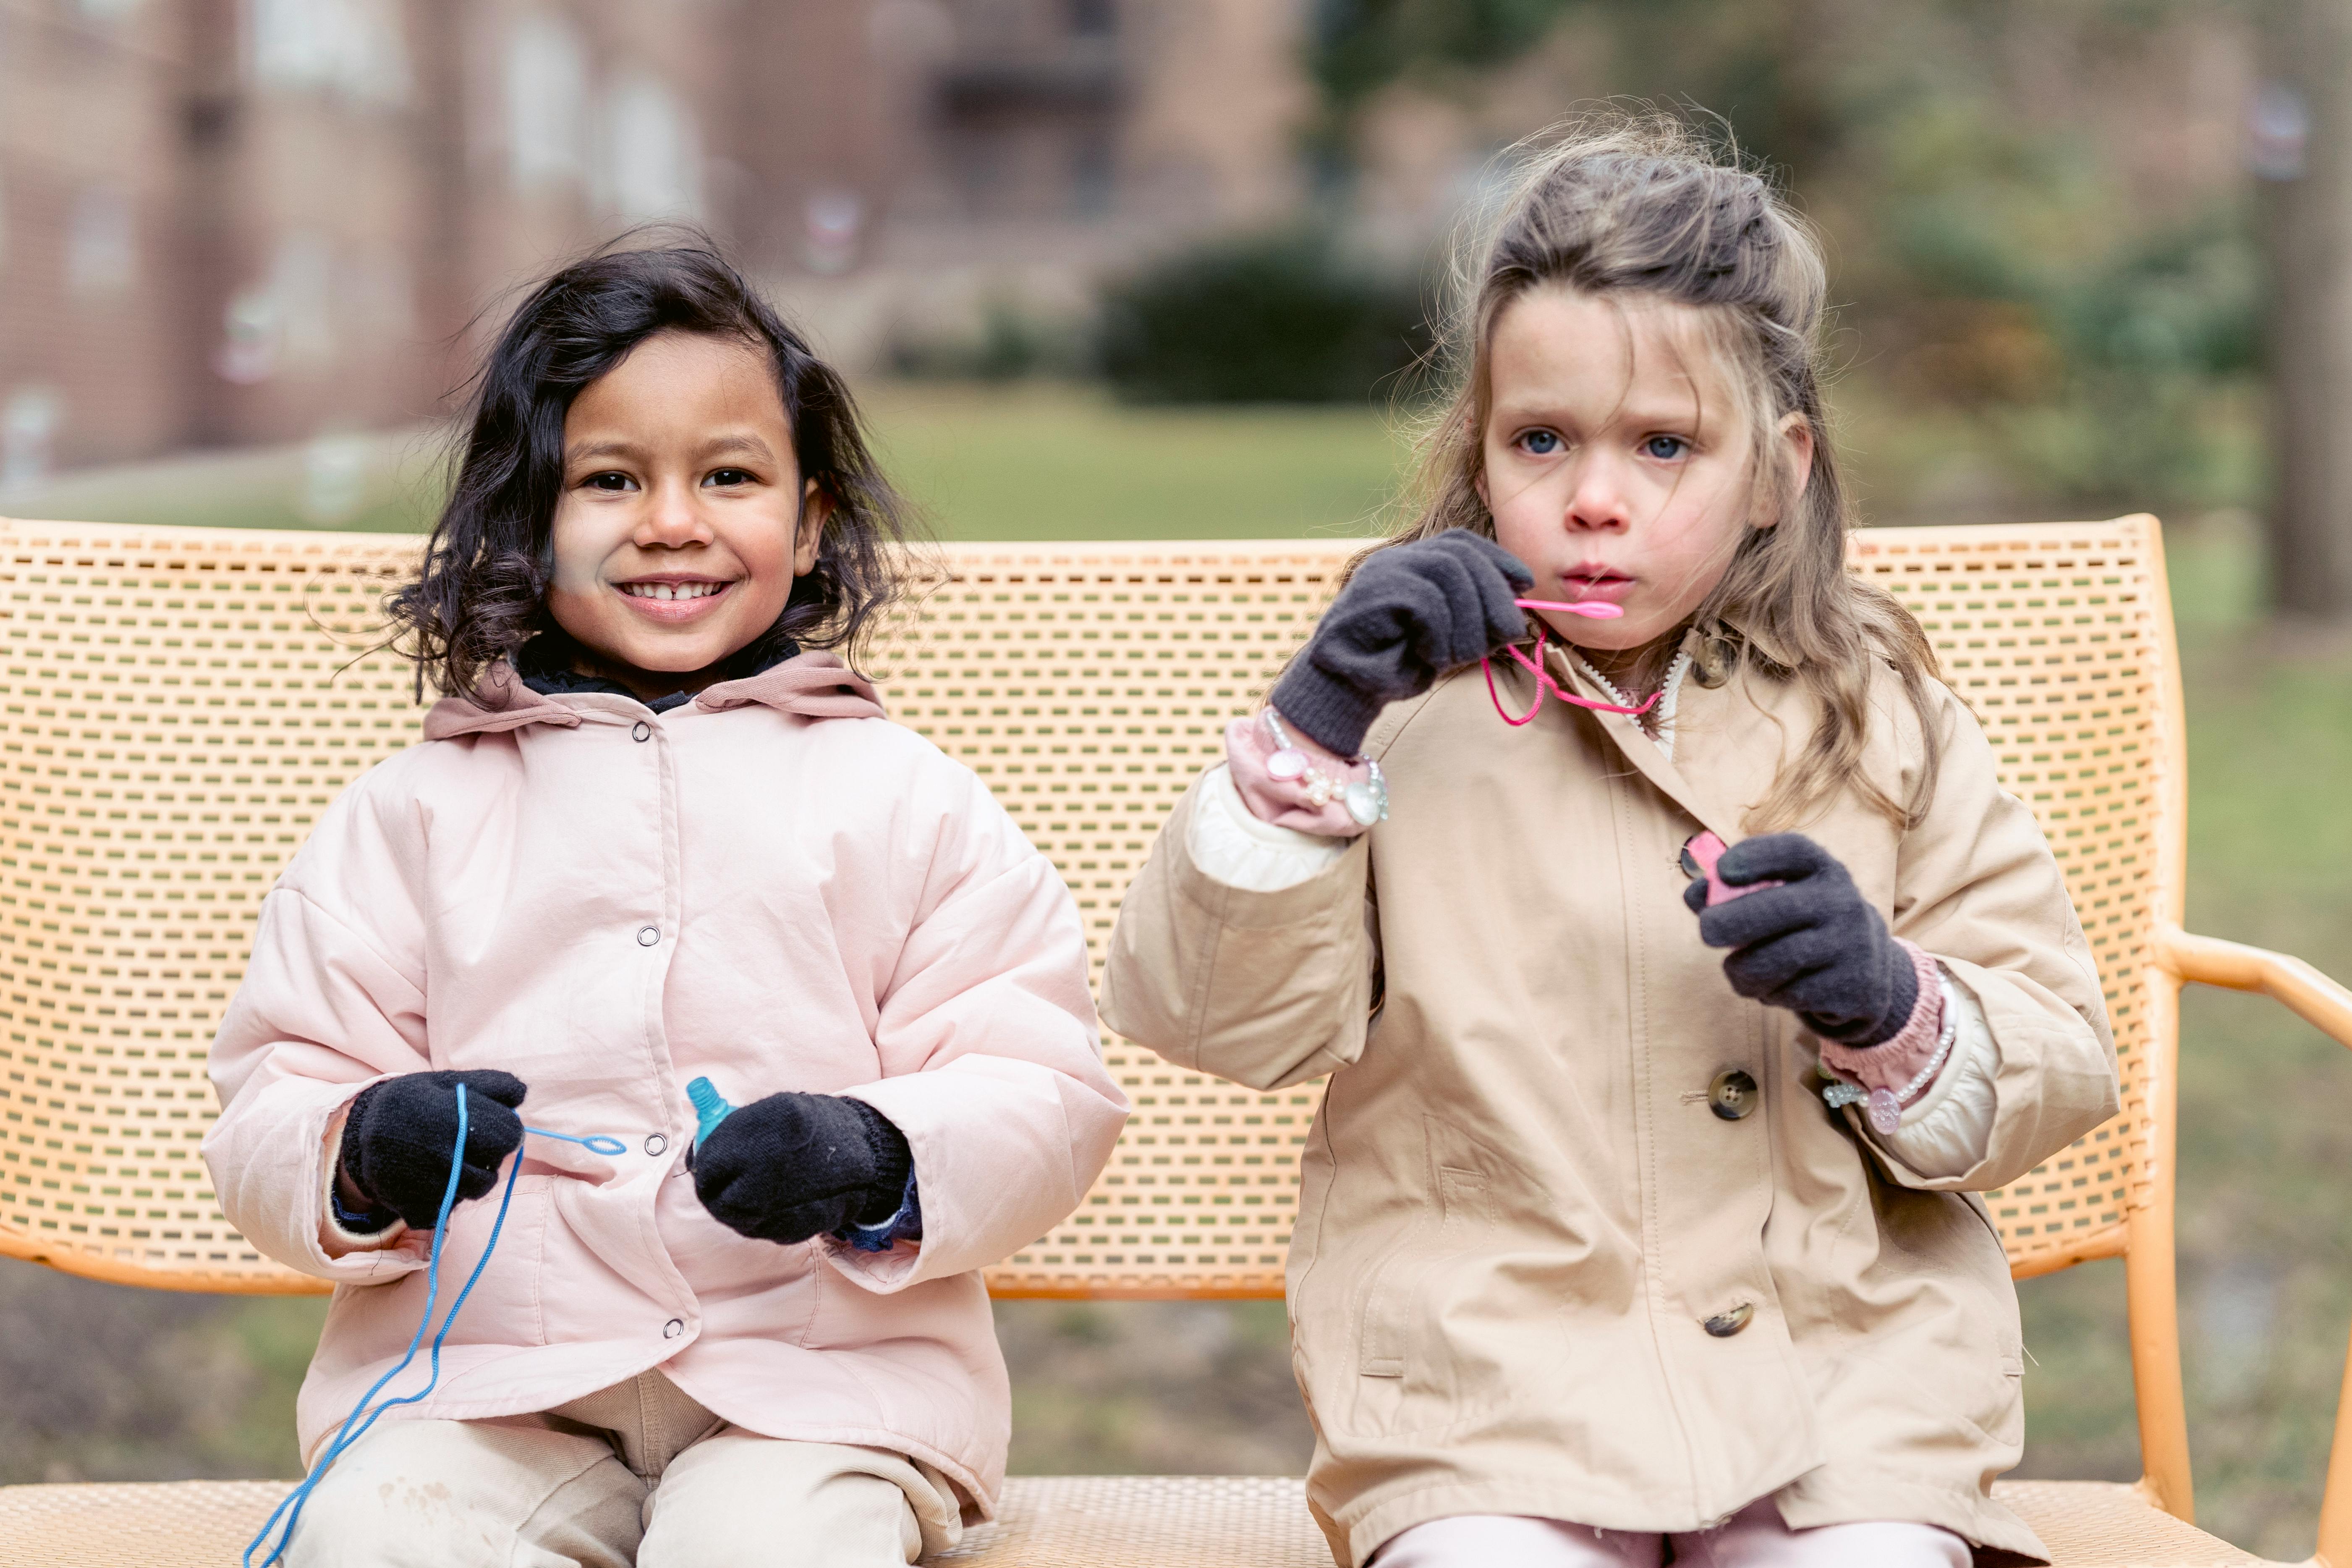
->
[[1557, 568, 1636, 602]]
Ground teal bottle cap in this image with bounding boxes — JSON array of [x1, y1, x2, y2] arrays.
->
[[686, 1077, 735, 1149]]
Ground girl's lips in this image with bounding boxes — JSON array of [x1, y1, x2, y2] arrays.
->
[[1558, 574, 1635, 604], [613, 578, 737, 624]]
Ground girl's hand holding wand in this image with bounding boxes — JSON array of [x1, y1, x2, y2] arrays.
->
[[336, 1070, 529, 1231], [1267, 531, 1534, 761], [691, 1091, 916, 1246], [1231, 530, 1536, 837], [1685, 832, 1952, 1131]]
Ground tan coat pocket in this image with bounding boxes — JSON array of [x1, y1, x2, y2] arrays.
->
[[1338, 1120, 1571, 1440]]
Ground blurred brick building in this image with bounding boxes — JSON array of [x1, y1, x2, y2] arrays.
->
[[0, 0, 1309, 478]]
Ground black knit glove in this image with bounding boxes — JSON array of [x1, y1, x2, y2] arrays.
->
[[337, 1070, 528, 1231], [691, 1093, 914, 1246], [1269, 531, 1534, 757], [1684, 833, 1919, 1046]]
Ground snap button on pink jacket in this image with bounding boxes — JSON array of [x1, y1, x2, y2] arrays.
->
[[203, 653, 1129, 1517]]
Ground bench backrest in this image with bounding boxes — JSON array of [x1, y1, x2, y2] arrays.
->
[[0, 516, 2177, 1297]]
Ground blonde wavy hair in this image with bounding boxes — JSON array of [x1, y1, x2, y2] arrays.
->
[[1377, 111, 1943, 830]]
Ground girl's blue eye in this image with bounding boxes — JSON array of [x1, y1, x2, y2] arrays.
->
[[1643, 435, 1689, 461], [1520, 430, 1562, 455]]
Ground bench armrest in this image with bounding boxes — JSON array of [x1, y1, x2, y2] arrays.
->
[[2157, 925, 2352, 1048], [2154, 923, 2352, 1563]]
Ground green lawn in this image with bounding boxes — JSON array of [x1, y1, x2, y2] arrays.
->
[[3, 390, 2349, 1556], [7, 383, 1411, 542]]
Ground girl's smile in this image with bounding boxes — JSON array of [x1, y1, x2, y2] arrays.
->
[[614, 574, 741, 619]]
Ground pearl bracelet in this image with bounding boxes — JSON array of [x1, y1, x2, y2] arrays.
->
[[1821, 973, 1960, 1136], [1263, 711, 1390, 827]]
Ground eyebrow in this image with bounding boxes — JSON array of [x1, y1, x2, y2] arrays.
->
[[567, 439, 646, 464], [702, 433, 778, 461], [1494, 398, 1707, 431], [565, 433, 781, 465]]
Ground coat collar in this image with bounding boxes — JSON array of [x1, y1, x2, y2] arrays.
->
[[1544, 632, 1750, 845], [1535, 607, 1808, 844], [423, 649, 887, 741]]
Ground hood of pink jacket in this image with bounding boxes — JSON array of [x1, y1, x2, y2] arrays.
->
[[421, 650, 888, 740]]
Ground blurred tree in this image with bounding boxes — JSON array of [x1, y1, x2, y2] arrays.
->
[[1299, 0, 2268, 528], [1310, 0, 1580, 116], [2258, 0, 2352, 620]]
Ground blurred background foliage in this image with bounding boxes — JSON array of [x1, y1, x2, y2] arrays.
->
[[1105, 0, 2270, 529], [9, 0, 2352, 1560], [1097, 230, 1430, 403]]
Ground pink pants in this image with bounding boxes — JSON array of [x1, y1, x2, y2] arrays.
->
[[1372, 1498, 1970, 1568]]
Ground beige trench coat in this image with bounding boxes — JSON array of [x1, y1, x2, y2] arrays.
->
[[1101, 641, 2117, 1566]]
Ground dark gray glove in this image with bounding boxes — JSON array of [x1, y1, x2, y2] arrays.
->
[[1684, 833, 1919, 1046], [1269, 531, 1533, 757], [337, 1069, 528, 1231], [691, 1093, 914, 1246]]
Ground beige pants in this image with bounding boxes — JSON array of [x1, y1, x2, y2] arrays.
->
[[281, 1371, 964, 1567], [1373, 1499, 1970, 1568]]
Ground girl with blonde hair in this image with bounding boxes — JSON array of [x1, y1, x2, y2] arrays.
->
[[1104, 116, 2116, 1567]]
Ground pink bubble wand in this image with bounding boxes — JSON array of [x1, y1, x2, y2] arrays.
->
[[1482, 597, 1657, 725], [1514, 598, 1624, 618]]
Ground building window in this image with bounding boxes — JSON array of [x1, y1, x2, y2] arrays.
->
[[247, 0, 411, 105], [67, 187, 137, 299], [2, 387, 63, 498], [1071, 131, 1114, 217], [603, 74, 704, 223], [507, 15, 589, 194]]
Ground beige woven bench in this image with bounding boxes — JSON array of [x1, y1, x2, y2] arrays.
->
[[1, 515, 2347, 1565]]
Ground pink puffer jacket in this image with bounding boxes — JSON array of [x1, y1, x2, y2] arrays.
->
[[203, 652, 1128, 1516]]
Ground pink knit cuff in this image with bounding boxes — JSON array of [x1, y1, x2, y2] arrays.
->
[[1816, 940, 1946, 1098]]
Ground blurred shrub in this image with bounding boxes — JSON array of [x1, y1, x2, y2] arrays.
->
[[890, 303, 1087, 382], [1097, 231, 1430, 404], [1311, 0, 1579, 115], [1860, 89, 2264, 515]]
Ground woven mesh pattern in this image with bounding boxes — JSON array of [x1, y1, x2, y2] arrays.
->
[[0, 518, 2171, 1295], [0, 1476, 2274, 1566], [0, 1479, 301, 1568], [873, 542, 1346, 1296], [1850, 520, 2170, 1277], [1996, 1481, 2274, 1565], [0, 522, 423, 1287], [938, 1475, 1331, 1565]]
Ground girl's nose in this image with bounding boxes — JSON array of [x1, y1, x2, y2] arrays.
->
[[636, 476, 713, 547], [1562, 455, 1632, 534]]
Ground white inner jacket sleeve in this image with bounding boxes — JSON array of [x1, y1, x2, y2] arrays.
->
[[1187, 763, 1350, 892], [1869, 967, 1999, 1179]]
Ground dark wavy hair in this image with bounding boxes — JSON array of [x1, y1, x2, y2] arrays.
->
[[387, 235, 916, 699]]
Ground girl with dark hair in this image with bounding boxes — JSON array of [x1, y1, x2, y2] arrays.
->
[[1104, 116, 2117, 1566], [204, 242, 1128, 1566]]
